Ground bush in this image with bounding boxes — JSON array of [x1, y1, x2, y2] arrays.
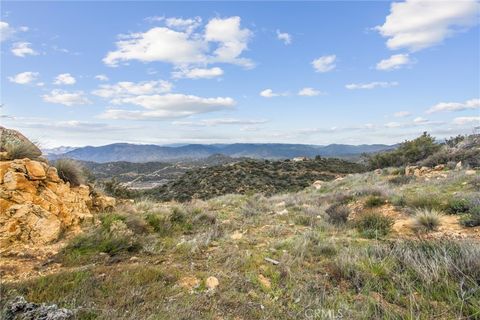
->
[[412, 209, 441, 233], [388, 175, 414, 185], [404, 193, 444, 210], [54, 159, 85, 186], [364, 195, 385, 208], [368, 132, 441, 169], [241, 195, 270, 217], [355, 212, 394, 238], [460, 206, 480, 227], [446, 198, 471, 215], [4, 140, 41, 160], [325, 203, 350, 225]]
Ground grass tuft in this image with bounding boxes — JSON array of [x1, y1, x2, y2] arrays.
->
[[54, 159, 86, 186]]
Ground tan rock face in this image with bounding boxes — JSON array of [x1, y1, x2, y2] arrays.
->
[[0, 126, 42, 157], [0, 158, 113, 252]]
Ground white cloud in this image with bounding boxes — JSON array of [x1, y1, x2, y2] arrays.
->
[[0, 21, 15, 42], [0, 21, 28, 42], [42, 90, 91, 106], [204, 16, 253, 67], [453, 116, 480, 125], [95, 74, 109, 81], [11, 42, 38, 57], [276, 30, 292, 45], [104, 16, 253, 68], [144, 16, 164, 23], [312, 55, 336, 73], [165, 17, 201, 34], [394, 111, 411, 118], [376, 0, 479, 51], [260, 89, 288, 98], [172, 118, 267, 127], [298, 87, 322, 96], [98, 93, 235, 120], [54, 73, 76, 85], [8, 71, 39, 84], [345, 81, 399, 90], [172, 67, 223, 79], [426, 98, 480, 114], [92, 80, 173, 99], [413, 117, 429, 124], [376, 54, 411, 71]]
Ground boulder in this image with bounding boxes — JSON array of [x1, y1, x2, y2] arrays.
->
[[0, 126, 42, 157], [455, 161, 463, 171], [206, 276, 219, 290], [3, 296, 74, 320], [25, 160, 46, 180], [405, 166, 418, 176], [312, 180, 323, 189]]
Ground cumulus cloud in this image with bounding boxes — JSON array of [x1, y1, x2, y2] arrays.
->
[[8, 71, 39, 84], [172, 67, 223, 79], [298, 87, 322, 96], [376, 54, 411, 71], [426, 98, 480, 114], [172, 118, 267, 127], [276, 30, 292, 45], [1, 21, 28, 42], [312, 55, 336, 73], [42, 90, 91, 106], [453, 116, 480, 125], [54, 73, 76, 85], [103, 16, 253, 68], [11, 42, 38, 57], [376, 0, 479, 51], [260, 89, 288, 98], [92, 80, 173, 99], [98, 94, 235, 120], [394, 111, 411, 118], [95, 74, 109, 81], [345, 81, 398, 90]]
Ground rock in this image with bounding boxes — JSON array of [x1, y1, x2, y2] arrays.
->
[[206, 276, 219, 290], [25, 160, 46, 180], [465, 170, 476, 176], [276, 209, 288, 215], [3, 296, 74, 320], [230, 231, 243, 240], [374, 169, 382, 175], [129, 256, 140, 263], [92, 194, 117, 211], [455, 161, 463, 171], [434, 164, 445, 171], [0, 126, 42, 157], [258, 274, 271, 289], [405, 166, 418, 176], [312, 180, 323, 189], [179, 276, 200, 290], [0, 158, 110, 252]]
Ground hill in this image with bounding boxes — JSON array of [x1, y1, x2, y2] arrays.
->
[[145, 157, 366, 201], [51, 142, 394, 163]]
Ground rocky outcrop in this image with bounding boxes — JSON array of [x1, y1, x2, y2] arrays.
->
[[0, 158, 115, 252], [2, 296, 74, 320], [0, 126, 42, 158]]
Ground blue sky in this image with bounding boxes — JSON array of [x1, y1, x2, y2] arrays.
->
[[1, 1, 479, 147]]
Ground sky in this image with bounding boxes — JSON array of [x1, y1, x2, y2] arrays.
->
[[1, 0, 479, 148]]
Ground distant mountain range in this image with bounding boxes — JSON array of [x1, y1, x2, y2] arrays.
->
[[48, 143, 396, 163]]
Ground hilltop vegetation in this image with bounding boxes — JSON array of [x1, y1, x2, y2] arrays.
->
[[146, 157, 366, 202]]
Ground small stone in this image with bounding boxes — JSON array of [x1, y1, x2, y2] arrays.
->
[[230, 231, 243, 240], [312, 180, 323, 189], [129, 256, 140, 262], [465, 170, 476, 176], [455, 161, 463, 171], [179, 276, 200, 290], [276, 209, 288, 215], [258, 274, 271, 289], [206, 276, 219, 290]]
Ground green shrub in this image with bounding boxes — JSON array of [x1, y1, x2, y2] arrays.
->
[[364, 195, 386, 208], [412, 209, 441, 233], [404, 193, 444, 210], [368, 132, 441, 169], [388, 175, 414, 185], [460, 206, 480, 227], [4, 140, 41, 160], [325, 203, 350, 225], [446, 198, 471, 214], [355, 212, 394, 238], [390, 195, 406, 207], [294, 214, 314, 226], [54, 159, 86, 186], [241, 195, 270, 217]]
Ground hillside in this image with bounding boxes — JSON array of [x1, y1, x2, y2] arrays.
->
[[52, 143, 395, 163], [146, 158, 366, 201], [80, 154, 245, 189]]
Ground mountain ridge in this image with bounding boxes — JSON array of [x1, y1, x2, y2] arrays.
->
[[50, 142, 396, 163]]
